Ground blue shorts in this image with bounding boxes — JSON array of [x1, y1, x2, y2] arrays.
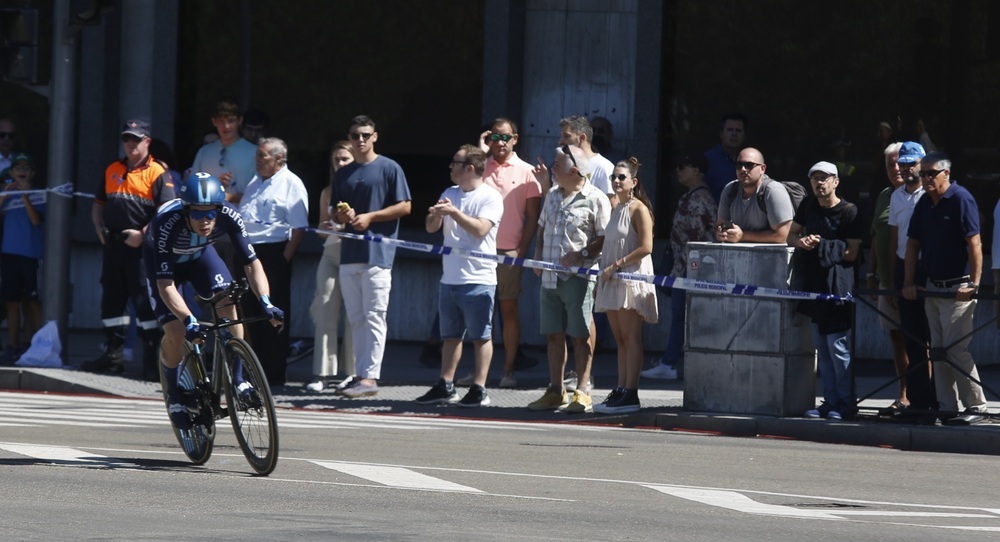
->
[[438, 283, 495, 341], [145, 245, 233, 324], [0, 254, 39, 302]]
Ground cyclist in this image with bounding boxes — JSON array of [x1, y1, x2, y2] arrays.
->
[[144, 172, 284, 429]]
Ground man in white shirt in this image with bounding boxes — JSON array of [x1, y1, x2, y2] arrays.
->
[[558, 115, 617, 205], [887, 141, 936, 414], [238, 137, 309, 386], [416, 144, 503, 407]]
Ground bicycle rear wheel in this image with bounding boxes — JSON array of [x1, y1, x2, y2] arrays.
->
[[160, 353, 215, 465], [222, 338, 279, 475]]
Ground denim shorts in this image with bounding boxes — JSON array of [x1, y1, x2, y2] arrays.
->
[[439, 283, 496, 341]]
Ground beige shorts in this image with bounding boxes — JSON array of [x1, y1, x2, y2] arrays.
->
[[495, 249, 523, 300], [877, 294, 901, 331]]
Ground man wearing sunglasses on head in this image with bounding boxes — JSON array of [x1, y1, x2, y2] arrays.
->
[[144, 172, 283, 429], [715, 147, 794, 244], [332, 114, 412, 399], [84, 120, 175, 380]]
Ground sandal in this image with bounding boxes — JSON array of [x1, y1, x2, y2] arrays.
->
[[878, 399, 908, 417]]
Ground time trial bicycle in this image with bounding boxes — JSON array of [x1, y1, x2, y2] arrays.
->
[[159, 278, 279, 475]]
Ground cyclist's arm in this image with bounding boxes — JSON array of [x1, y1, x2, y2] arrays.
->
[[243, 259, 271, 301]]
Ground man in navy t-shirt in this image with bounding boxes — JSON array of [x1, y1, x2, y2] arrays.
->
[[902, 151, 988, 425], [331, 115, 412, 398]]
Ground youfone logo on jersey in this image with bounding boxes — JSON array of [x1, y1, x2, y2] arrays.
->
[[221, 204, 249, 238], [157, 212, 182, 253]]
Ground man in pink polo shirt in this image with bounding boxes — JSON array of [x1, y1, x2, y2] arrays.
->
[[478, 117, 542, 387]]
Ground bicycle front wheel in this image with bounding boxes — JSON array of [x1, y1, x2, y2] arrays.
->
[[222, 337, 279, 475]]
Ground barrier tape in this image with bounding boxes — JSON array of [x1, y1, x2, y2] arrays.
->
[[37, 184, 852, 303], [324, 228, 851, 303]]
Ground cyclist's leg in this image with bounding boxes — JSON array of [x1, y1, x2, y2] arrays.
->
[[146, 256, 194, 428], [188, 247, 251, 394]]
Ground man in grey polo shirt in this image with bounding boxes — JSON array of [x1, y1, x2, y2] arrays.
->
[[716, 147, 794, 243]]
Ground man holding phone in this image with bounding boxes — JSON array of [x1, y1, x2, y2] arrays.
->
[[716, 147, 794, 244]]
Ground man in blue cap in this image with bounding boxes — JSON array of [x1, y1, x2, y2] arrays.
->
[[886, 141, 937, 419]]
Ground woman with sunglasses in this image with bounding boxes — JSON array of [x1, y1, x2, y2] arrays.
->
[[593, 158, 658, 413], [306, 141, 356, 392], [143, 172, 284, 429]]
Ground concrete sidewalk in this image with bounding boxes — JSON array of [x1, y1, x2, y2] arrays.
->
[[1, 331, 998, 456]]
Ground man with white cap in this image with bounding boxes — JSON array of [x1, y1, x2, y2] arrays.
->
[[787, 161, 862, 421]]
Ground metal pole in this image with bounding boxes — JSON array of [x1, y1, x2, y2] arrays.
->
[[43, 0, 77, 363]]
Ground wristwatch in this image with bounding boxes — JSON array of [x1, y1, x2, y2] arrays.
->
[[581, 248, 590, 258], [968, 282, 979, 291]]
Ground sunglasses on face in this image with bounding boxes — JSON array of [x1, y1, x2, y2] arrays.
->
[[349, 132, 374, 141], [489, 133, 514, 142], [188, 207, 220, 221], [121, 134, 144, 144], [735, 161, 761, 171], [0, 132, 14, 139], [611, 174, 630, 181], [918, 169, 944, 179]]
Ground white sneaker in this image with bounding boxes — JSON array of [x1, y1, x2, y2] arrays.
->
[[641, 363, 678, 380], [456, 373, 475, 386], [498, 373, 517, 388], [305, 377, 327, 393]]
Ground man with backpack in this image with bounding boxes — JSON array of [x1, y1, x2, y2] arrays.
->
[[716, 147, 797, 243]]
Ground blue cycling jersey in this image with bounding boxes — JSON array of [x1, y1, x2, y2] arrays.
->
[[145, 199, 257, 279]]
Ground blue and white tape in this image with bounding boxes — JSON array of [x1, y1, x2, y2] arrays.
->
[[46, 185, 851, 303]]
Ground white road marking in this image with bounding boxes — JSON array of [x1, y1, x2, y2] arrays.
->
[[3, 439, 999, 532], [644, 486, 843, 519], [0, 443, 109, 463], [313, 460, 483, 493], [0, 392, 614, 433]]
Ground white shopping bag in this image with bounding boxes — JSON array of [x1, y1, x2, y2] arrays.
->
[[15, 320, 63, 368]]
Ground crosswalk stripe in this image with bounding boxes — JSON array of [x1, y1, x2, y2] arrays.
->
[[0, 443, 110, 463], [0, 392, 622, 433], [0, 407, 153, 426], [313, 460, 483, 493]]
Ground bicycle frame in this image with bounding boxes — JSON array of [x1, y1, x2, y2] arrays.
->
[[172, 278, 280, 474]]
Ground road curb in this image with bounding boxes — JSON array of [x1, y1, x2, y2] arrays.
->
[[652, 411, 1000, 455]]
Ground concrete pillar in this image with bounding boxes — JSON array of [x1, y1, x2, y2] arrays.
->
[[682, 242, 815, 416]]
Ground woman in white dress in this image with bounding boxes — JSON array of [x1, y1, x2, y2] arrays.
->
[[594, 157, 658, 413]]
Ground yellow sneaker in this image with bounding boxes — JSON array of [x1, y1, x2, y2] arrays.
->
[[562, 390, 593, 413], [527, 389, 568, 411]]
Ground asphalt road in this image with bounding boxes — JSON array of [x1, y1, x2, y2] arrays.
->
[[1, 391, 999, 541]]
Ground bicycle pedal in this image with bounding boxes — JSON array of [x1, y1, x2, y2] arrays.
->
[[218, 407, 229, 419]]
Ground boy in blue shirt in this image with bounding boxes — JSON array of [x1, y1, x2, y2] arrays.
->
[[0, 153, 44, 364]]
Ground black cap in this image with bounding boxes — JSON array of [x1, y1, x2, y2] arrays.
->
[[121, 119, 151, 138]]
